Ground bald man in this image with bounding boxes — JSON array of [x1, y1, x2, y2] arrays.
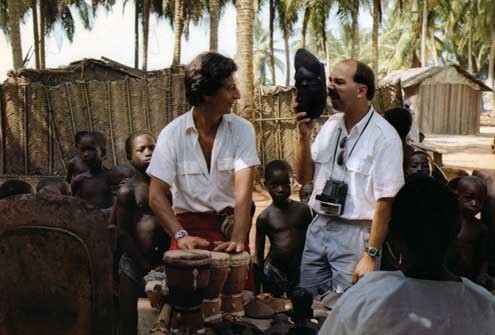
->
[[295, 60, 404, 306]]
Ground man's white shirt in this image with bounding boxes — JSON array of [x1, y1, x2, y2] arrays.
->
[[309, 107, 405, 219], [147, 109, 260, 213]]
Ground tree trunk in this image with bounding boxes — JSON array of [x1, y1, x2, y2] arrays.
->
[[39, 0, 46, 69], [173, 0, 184, 65], [134, 0, 139, 69], [322, 17, 330, 70], [236, 0, 255, 122], [301, 5, 310, 49], [431, 32, 438, 66], [284, 29, 290, 86], [7, 0, 23, 69], [468, 27, 473, 73], [209, 0, 219, 51], [31, 0, 40, 69], [420, 0, 427, 66], [489, 25, 495, 113], [269, 0, 275, 85], [371, 0, 380, 74], [350, 0, 359, 59], [142, 0, 150, 71]]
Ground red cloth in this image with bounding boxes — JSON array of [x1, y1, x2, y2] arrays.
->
[[170, 212, 254, 290]]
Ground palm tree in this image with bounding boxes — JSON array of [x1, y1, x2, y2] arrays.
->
[[337, 0, 360, 59], [307, 0, 333, 68], [7, 0, 24, 69], [276, 0, 299, 86], [36, 0, 93, 69], [236, 0, 254, 121], [208, 0, 219, 51], [371, 0, 381, 74], [168, 0, 203, 65], [253, 17, 283, 85]]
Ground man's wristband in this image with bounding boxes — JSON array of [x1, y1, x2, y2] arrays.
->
[[174, 229, 189, 240], [365, 246, 380, 257]]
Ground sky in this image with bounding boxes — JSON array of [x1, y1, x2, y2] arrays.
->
[[0, 1, 373, 83]]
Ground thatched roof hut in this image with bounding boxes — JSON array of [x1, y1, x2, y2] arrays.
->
[[381, 65, 492, 135]]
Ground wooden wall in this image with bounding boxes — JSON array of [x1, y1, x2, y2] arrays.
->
[[414, 83, 480, 135]]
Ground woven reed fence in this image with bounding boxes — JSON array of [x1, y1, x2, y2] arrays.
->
[[254, 86, 331, 178], [254, 83, 404, 178], [0, 67, 187, 176]]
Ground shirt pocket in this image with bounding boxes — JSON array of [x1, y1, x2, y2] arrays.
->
[[346, 157, 372, 176], [177, 160, 203, 193], [216, 157, 235, 194]]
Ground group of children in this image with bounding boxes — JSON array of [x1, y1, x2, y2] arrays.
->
[[1, 106, 495, 333], [0, 130, 169, 335]]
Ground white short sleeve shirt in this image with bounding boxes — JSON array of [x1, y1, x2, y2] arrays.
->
[[147, 110, 260, 213], [309, 107, 404, 219], [319, 271, 495, 335]]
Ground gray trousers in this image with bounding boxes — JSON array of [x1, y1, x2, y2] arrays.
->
[[300, 214, 376, 303]]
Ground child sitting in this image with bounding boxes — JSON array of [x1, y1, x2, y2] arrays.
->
[[447, 176, 494, 290], [0, 180, 33, 199], [36, 177, 71, 195], [255, 160, 313, 297]]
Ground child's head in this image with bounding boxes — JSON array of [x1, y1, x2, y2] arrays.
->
[[109, 164, 135, 193], [74, 131, 90, 146], [299, 183, 313, 204], [77, 131, 106, 168], [36, 177, 71, 196], [405, 151, 432, 178], [125, 132, 156, 172], [384, 107, 413, 142], [0, 180, 33, 199], [455, 176, 486, 218], [390, 175, 460, 271], [264, 160, 292, 203]]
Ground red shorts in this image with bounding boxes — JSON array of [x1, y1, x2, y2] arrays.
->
[[170, 212, 253, 290]]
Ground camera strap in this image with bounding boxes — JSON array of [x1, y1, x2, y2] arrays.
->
[[329, 110, 374, 182]]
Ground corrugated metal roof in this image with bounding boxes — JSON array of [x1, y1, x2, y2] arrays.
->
[[381, 65, 492, 92]]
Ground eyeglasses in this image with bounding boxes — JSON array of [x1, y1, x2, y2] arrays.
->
[[337, 136, 347, 166]]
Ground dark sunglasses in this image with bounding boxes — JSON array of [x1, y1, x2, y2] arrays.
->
[[337, 136, 347, 166]]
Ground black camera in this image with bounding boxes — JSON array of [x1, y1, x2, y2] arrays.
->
[[315, 179, 348, 216]]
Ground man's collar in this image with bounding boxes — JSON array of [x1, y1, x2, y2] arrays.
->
[[185, 107, 233, 133], [341, 105, 374, 135]]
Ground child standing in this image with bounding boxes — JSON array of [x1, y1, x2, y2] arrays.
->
[[255, 160, 312, 297]]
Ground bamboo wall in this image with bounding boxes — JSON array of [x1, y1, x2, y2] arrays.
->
[[0, 68, 187, 175], [416, 83, 481, 135], [254, 86, 330, 178]]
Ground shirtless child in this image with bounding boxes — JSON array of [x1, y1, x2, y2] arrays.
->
[[255, 160, 312, 297], [405, 151, 432, 178], [71, 131, 113, 209], [114, 132, 170, 335], [66, 131, 94, 183], [447, 176, 494, 290]]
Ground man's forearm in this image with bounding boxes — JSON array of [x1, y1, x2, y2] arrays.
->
[[368, 198, 393, 250], [149, 180, 181, 237], [231, 167, 254, 244], [295, 136, 314, 185]]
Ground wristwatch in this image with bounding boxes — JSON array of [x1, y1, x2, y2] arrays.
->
[[365, 247, 380, 257], [174, 229, 189, 240]]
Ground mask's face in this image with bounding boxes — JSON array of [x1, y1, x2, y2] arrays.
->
[[295, 65, 327, 119], [294, 49, 327, 119]]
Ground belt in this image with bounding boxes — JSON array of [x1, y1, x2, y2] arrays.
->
[[320, 214, 371, 225], [185, 207, 234, 217]]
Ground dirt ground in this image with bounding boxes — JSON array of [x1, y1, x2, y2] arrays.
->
[[248, 127, 495, 252]]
